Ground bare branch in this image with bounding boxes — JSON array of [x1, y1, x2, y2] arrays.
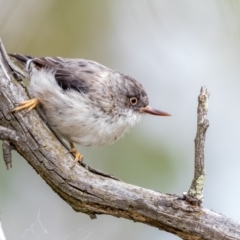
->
[[2, 140, 13, 169], [0, 112, 19, 170], [0, 126, 19, 142], [185, 87, 209, 205], [0, 39, 239, 240], [0, 39, 26, 79]]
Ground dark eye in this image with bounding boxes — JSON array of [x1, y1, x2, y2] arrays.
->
[[129, 97, 138, 105]]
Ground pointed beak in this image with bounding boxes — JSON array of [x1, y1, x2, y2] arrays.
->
[[140, 106, 171, 116]]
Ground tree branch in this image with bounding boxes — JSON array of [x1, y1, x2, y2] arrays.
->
[[0, 126, 19, 169], [0, 126, 19, 142], [0, 39, 240, 240], [185, 87, 209, 204]]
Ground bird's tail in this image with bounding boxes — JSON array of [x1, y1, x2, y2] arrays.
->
[[8, 53, 33, 62], [8, 53, 33, 71]]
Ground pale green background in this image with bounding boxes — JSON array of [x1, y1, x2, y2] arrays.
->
[[0, 1, 240, 239]]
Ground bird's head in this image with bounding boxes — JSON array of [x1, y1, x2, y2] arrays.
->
[[113, 74, 170, 120]]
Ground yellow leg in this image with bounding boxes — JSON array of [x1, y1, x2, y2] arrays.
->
[[69, 142, 83, 163], [11, 98, 39, 112]]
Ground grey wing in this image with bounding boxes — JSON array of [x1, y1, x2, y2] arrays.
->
[[33, 57, 93, 94], [9, 54, 103, 94]]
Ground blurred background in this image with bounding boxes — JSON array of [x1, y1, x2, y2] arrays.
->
[[1, 0, 240, 239]]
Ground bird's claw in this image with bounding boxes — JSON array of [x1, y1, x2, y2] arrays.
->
[[11, 98, 39, 112], [69, 147, 84, 169]]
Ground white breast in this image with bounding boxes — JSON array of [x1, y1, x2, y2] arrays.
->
[[29, 68, 141, 147]]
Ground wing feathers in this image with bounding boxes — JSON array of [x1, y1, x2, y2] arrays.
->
[[9, 54, 90, 94]]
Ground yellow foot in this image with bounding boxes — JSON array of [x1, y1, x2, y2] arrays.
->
[[69, 142, 83, 163], [11, 98, 39, 112]]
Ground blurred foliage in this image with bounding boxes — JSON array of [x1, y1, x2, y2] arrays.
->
[[1, 1, 114, 58], [88, 128, 175, 189]]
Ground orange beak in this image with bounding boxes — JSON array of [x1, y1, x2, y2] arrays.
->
[[140, 106, 171, 116]]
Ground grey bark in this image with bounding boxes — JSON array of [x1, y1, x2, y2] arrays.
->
[[0, 39, 240, 240], [185, 87, 209, 204]]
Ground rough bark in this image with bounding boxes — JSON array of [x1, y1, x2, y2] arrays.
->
[[0, 39, 240, 240], [185, 87, 209, 204]]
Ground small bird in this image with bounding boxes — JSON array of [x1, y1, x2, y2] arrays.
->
[[9, 54, 170, 162]]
